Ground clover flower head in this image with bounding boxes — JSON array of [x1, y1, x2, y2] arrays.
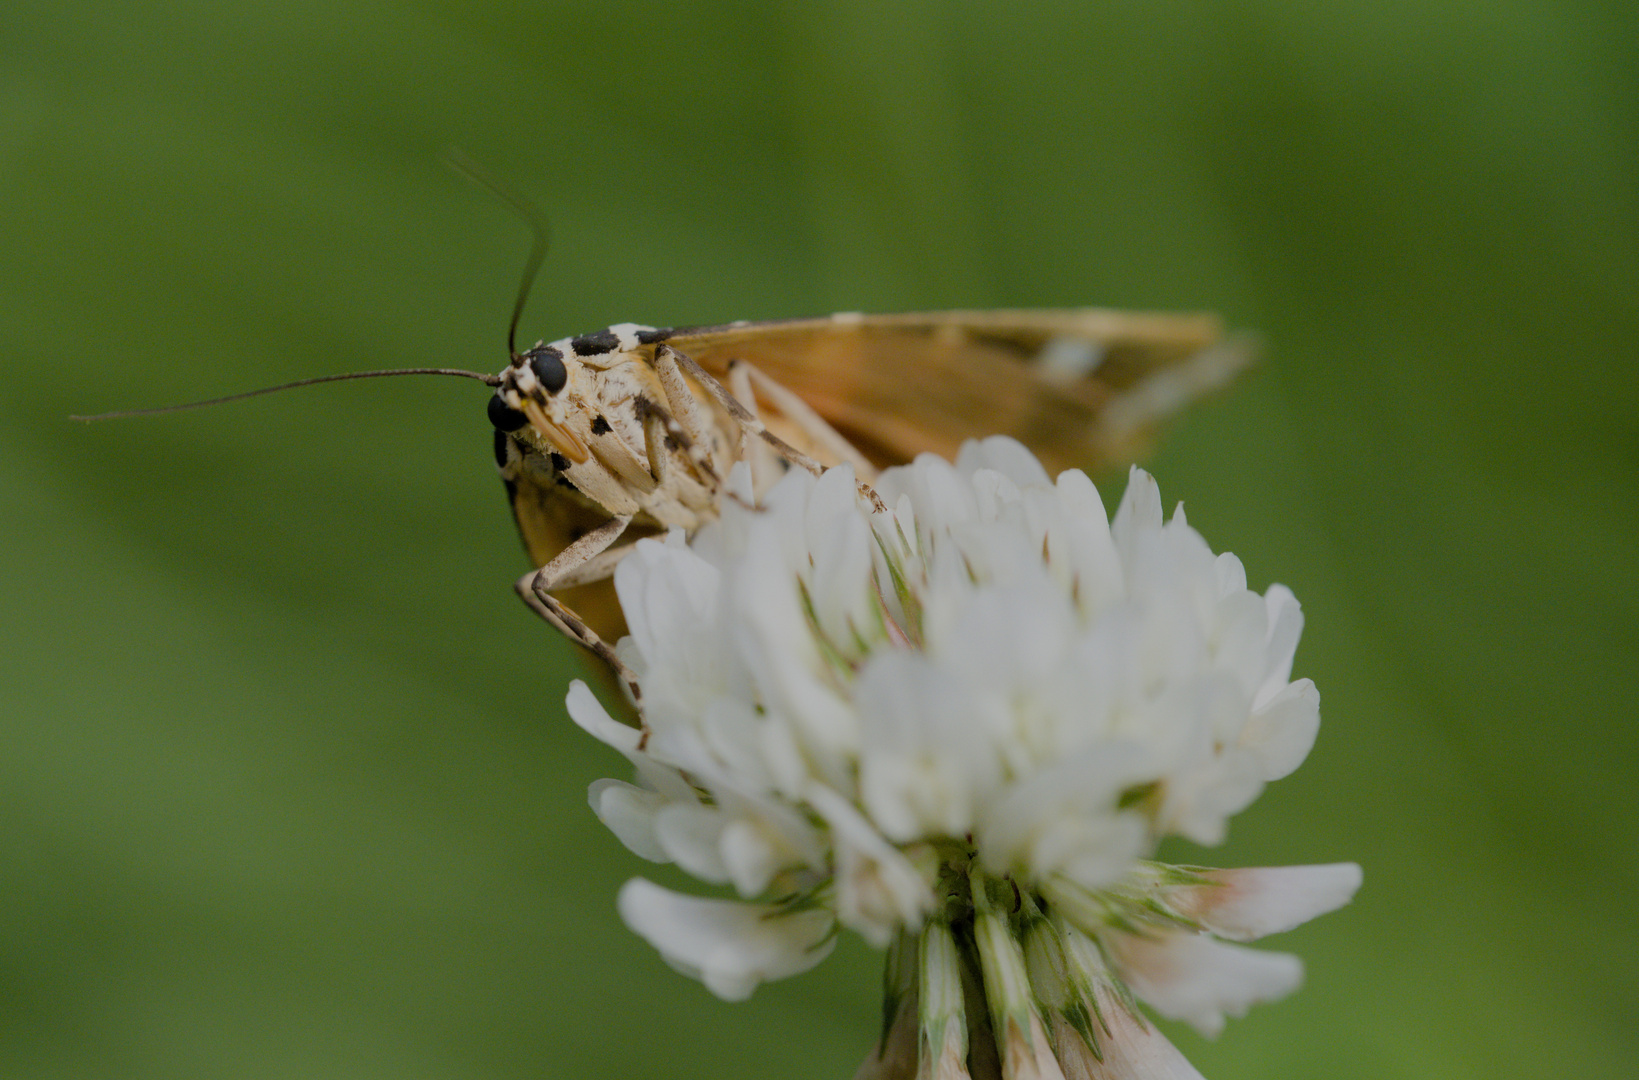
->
[[567, 437, 1360, 1077]]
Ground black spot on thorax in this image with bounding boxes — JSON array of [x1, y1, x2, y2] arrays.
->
[[590, 415, 612, 435], [571, 328, 620, 355]]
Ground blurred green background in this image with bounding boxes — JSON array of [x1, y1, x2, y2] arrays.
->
[[3, 2, 1635, 1077]]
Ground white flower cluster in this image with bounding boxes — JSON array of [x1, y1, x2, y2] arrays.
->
[[568, 438, 1359, 1076]]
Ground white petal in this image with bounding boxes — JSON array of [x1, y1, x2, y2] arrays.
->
[[587, 779, 669, 862], [977, 743, 1156, 889], [1110, 466, 1164, 566], [1051, 469, 1124, 616], [718, 816, 789, 897], [1157, 747, 1267, 846], [1213, 550, 1247, 596], [564, 682, 696, 801], [1241, 678, 1320, 780], [565, 680, 640, 754], [1210, 588, 1271, 701], [654, 802, 732, 884], [856, 652, 991, 841], [1110, 931, 1304, 1038], [614, 534, 721, 685], [727, 533, 860, 787], [1254, 584, 1304, 706], [807, 783, 933, 946], [1169, 863, 1363, 941], [616, 879, 835, 1001], [899, 451, 980, 527], [804, 465, 879, 652], [956, 435, 1054, 491]]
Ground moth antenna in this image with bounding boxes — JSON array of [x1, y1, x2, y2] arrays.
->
[[442, 148, 550, 363], [70, 367, 503, 422]]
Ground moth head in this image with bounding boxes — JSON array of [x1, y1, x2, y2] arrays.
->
[[492, 343, 590, 463]]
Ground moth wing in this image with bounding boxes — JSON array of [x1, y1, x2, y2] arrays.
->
[[654, 310, 1251, 475]]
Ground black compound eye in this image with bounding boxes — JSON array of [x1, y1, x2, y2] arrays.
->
[[526, 345, 568, 395], [487, 393, 528, 432]]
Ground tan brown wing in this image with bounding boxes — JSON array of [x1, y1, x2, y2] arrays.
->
[[649, 309, 1248, 475]]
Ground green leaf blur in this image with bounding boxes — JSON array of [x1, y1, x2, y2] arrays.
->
[[2, 2, 1634, 1078]]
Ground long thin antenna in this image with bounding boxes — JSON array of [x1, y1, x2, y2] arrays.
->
[[70, 367, 502, 421], [441, 148, 550, 361]]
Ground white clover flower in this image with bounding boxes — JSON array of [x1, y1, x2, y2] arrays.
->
[[567, 437, 1360, 1078]]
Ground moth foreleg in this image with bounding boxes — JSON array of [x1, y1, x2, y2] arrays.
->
[[513, 513, 643, 702], [726, 359, 879, 481], [647, 343, 721, 472], [636, 396, 718, 490], [659, 345, 826, 475], [550, 538, 640, 590], [658, 346, 887, 512], [727, 356, 779, 493]]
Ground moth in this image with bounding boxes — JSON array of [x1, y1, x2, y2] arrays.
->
[[74, 181, 1248, 695], [484, 309, 1252, 694]]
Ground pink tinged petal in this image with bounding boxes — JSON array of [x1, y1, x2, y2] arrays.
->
[[1240, 678, 1320, 780], [1047, 923, 1205, 1080], [975, 903, 1066, 1080], [1169, 863, 1363, 941], [1063, 984, 1206, 1080], [1110, 931, 1304, 1038], [920, 1016, 972, 1080], [1004, 1012, 1069, 1080], [616, 879, 835, 1001], [587, 779, 669, 862], [858, 978, 922, 1080], [918, 921, 972, 1080]]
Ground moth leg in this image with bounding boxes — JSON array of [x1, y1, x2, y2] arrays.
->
[[551, 538, 640, 590], [726, 359, 878, 481], [513, 513, 644, 703], [659, 345, 886, 511], [636, 395, 718, 491], [727, 356, 780, 494], [657, 346, 817, 472], [646, 343, 722, 474]]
